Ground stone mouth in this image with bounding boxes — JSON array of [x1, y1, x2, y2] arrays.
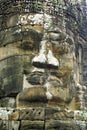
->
[[18, 87, 48, 103]]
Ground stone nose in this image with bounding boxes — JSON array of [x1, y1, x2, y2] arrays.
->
[[32, 41, 59, 69]]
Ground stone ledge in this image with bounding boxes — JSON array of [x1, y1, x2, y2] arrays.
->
[[0, 107, 87, 121], [0, 107, 87, 130], [20, 120, 44, 130]]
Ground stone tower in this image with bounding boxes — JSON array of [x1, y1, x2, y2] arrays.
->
[[0, 0, 87, 129]]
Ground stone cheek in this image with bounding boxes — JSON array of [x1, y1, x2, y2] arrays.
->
[[0, 56, 23, 97]]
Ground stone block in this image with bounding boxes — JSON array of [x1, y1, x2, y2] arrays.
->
[[45, 120, 73, 130], [45, 108, 74, 120], [0, 108, 13, 120], [45, 120, 87, 130], [0, 108, 19, 121], [8, 121, 20, 130], [20, 120, 44, 130], [19, 108, 45, 121], [0, 120, 8, 130], [0, 120, 20, 130]]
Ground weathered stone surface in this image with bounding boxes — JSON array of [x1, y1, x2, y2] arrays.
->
[[0, 120, 20, 130], [74, 111, 87, 121], [45, 120, 87, 130], [0, 108, 13, 120], [45, 120, 73, 130], [0, 55, 23, 97], [66, 36, 74, 45], [45, 108, 74, 120], [52, 44, 69, 55], [26, 71, 47, 85], [0, 108, 86, 130], [0, 26, 43, 48], [8, 121, 20, 130], [49, 32, 66, 41], [0, 75, 23, 97], [7, 15, 19, 28], [18, 87, 47, 102], [73, 121, 87, 130], [22, 54, 35, 74], [45, 81, 69, 102], [0, 108, 19, 121], [0, 97, 16, 108], [19, 108, 45, 121], [20, 120, 44, 130], [0, 120, 8, 130], [0, 55, 23, 69], [0, 27, 22, 46], [16, 87, 48, 108], [18, 66, 75, 108], [9, 110, 19, 121], [0, 64, 22, 79]]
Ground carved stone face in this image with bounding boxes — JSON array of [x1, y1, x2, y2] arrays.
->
[[0, 1, 76, 109], [16, 12, 75, 108]]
